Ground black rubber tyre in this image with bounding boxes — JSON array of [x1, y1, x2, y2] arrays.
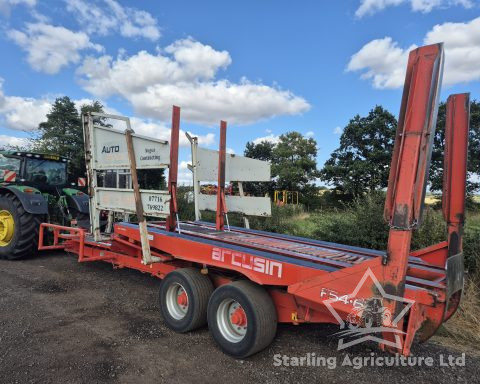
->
[[207, 280, 277, 358], [159, 268, 214, 333], [0, 193, 42, 260], [71, 209, 90, 229]]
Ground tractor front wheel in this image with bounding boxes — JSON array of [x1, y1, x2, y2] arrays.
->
[[0, 194, 42, 260], [70, 209, 90, 229]]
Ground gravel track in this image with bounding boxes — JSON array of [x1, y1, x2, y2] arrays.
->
[[0, 252, 477, 384]]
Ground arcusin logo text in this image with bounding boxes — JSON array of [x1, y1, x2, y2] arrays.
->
[[212, 247, 283, 278]]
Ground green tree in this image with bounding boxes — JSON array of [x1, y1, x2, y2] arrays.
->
[[138, 169, 166, 189], [0, 142, 27, 151], [430, 100, 480, 194], [244, 140, 275, 161], [33, 97, 105, 181], [320, 106, 397, 197], [271, 132, 319, 193], [243, 133, 319, 198]]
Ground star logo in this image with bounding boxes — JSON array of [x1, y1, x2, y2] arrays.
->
[[322, 268, 415, 351]]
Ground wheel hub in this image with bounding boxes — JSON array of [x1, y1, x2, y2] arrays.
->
[[230, 307, 247, 327], [0, 210, 14, 246], [166, 283, 189, 320], [177, 291, 188, 307], [217, 299, 248, 343]]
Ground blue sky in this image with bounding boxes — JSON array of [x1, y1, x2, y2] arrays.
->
[[0, 0, 479, 183]]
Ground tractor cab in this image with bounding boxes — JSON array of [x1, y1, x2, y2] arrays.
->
[[0, 151, 69, 191]]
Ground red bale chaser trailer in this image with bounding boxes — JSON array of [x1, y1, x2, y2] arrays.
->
[[39, 43, 469, 358]]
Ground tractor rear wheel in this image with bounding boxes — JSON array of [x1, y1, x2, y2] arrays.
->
[[0, 194, 42, 260]]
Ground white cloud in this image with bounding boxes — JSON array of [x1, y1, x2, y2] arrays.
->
[[356, 0, 404, 17], [0, 79, 51, 131], [252, 133, 280, 145], [424, 17, 480, 85], [305, 130, 314, 137], [72, 98, 215, 147], [8, 23, 103, 74], [129, 117, 215, 147], [347, 37, 416, 89], [186, 131, 215, 146], [347, 17, 480, 89], [226, 147, 235, 154], [0, 90, 105, 133], [65, 0, 160, 41], [77, 38, 310, 125], [0, 95, 50, 131], [164, 38, 232, 80], [333, 126, 343, 135], [178, 170, 193, 185], [355, 0, 473, 17], [178, 160, 193, 185], [179, 160, 190, 170], [78, 39, 231, 97], [0, 80, 213, 152], [0, 134, 29, 148]]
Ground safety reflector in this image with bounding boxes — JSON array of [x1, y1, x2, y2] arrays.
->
[[3, 170, 16, 183]]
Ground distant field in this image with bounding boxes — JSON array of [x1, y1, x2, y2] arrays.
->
[[423, 194, 480, 205], [316, 191, 480, 205], [424, 195, 439, 205]]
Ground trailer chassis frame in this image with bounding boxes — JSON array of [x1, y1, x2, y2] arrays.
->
[[38, 43, 469, 357]]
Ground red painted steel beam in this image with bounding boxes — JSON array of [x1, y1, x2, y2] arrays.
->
[[384, 43, 444, 228], [216, 121, 227, 231], [443, 93, 469, 321], [166, 106, 181, 231], [443, 93, 469, 256], [383, 43, 443, 278], [382, 43, 444, 353]]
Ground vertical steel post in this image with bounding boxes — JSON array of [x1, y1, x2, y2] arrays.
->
[[82, 113, 101, 240], [216, 121, 227, 231], [238, 182, 250, 229], [192, 137, 201, 221], [382, 43, 444, 351], [166, 106, 180, 232], [443, 93, 469, 320], [185, 132, 201, 221], [125, 123, 153, 265], [82, 113, 91, 230]]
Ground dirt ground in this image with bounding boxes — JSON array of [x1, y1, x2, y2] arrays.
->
[[0, 251, 478, 384]]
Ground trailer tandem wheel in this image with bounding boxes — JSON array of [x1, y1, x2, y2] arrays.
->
[[207, 280, 277, 358], [159, 268, 214, 332]]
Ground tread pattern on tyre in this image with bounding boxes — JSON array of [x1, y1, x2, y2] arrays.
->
[[0, 193, 42, 260], [160, 268, 214, 332], [231, 280, 278, 357], [209, 280, 278, 358], [179, 268, 214, 331]]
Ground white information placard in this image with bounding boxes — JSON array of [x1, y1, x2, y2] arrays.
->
[[96, 187, 171, 217], [196, 148, 270, 182], [93, 125, 170, 170], [197, 194, 271, 216]]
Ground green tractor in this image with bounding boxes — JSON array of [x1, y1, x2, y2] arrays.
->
[[0, 151, 89, 260]]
